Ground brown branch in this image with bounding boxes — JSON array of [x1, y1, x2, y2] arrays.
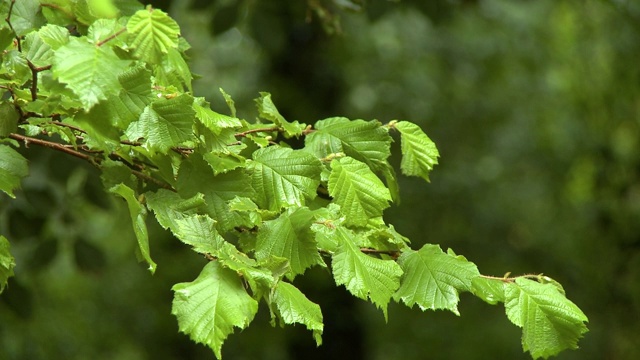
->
[[51, 121, 87, 134], [9, 133, 177, 192], [9, 133, 96, 164], [96, 28, 127, 47], [235, 126, 282, 137], [26, 62, 52, 101], [5, 0, 21, 52], [360, 248, 400, 259]]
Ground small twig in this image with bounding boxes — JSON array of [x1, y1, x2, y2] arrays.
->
[[131, 169, 176, 192], [235, 126, 282, 137], [360, 248, 400, 259], [9, 133, 96, 164], [95, 27, 127, 47], [51, 120, 86, 134], [26, 62, 52, 101], [5, 0, 21, 52]]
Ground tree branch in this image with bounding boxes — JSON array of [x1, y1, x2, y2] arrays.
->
[[5, 0, 21, 52]]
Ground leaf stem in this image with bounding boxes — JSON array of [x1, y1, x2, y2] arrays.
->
[[5, 0, 21, 52], [235, 126, 282, 137], [96, 27, 127, 47]]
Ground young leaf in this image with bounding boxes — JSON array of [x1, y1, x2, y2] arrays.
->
[[108, 64, 154, 129], [331, 227, 403, 318], [125, 94, 195, 153], [0, 236, 16, 293], [38, 24, 70, 50], [173, 214, 226, 255], [471, 276, 507, 305], [255, 92, 305, 136], [393, 245, 480, 315], [305, 117, 392, 170], [10, 0, 45, 36], [504, 278, 589, 359], [272, 281, 324, 345], [256, 207, 325, 279], [194, 97, 242, 135], [172, 262, 258, 359], [53, 37, 131, 109], [0, 145, 29, 198], [247, 146, 322, 211], [394, 121, 439, 182], [177, 155, 255, 231], [108, 183, 157, 273], [127, 6, 181, 65], [145, 189, 206, 232], [328, 157, 391, 227]]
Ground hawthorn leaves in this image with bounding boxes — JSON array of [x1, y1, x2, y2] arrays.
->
[[0, 2, 588, 360]]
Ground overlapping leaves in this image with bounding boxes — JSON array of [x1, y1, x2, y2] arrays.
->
[[0, 3, 589, 360]]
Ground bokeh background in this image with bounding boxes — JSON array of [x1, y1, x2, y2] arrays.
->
[[2, 0, 640, 359]]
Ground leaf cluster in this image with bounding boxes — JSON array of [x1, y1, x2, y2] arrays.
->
[[0, 1, 587, 359]]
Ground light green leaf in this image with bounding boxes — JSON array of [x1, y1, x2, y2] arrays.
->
[[219, 88, 236, 117], [505, 278, 589, 359], [10, 0, 45, 36], [110, 64, 153, 129], [255, 92, 305, 136], [172, 262, 258, 359], [194, 97, 242, 135], [23, 31, 53, 68], [328, 157, 391, 227], [395, 121, 439, 182], [471, 276, 507, 305], [173, 214, 226, 255], [88, 18, 127, 46], [158, 47, 193, 91], [177, 155, 255, 231], [272, 281, 323, 345], [53, 37, 130, 109], [0, 101, 19, 137], [305, 117, 392, 170], [393, 245, 480, 315], [109, 183, 156, 273], [127, 6, 180, 65], [145, 189, 206, 232], [38, 24, 70, 50], [125, 94, 195, 153], [0, 145, 29, 198], [0, 236, 16, 293], [256, 207, 325, 279], [215, 242, 276, 297], [332, 227, 403, 318], [247, 146, 322, 211]]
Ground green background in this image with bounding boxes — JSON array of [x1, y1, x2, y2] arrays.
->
[[2, 0, 639, 359]]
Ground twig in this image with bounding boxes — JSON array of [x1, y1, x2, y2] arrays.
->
[[51, 120, 86, 134], [10, 133, 96, 163], [131, 169, 176, 192], [235, 126, 282, 137], [26, 62, 52, 101], [5, 0, 21, 52], [96, 27, 127, 47]]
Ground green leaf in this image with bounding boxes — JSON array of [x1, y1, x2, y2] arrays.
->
[[247, 146, 322, 211], [0, 236, 16, 293], [470, 276, 507, 305], [88, 18, 127, 46], [173, 214, 227, 255], [110, 64, 153, 129], [255, 92, 305, 136], [157, 47, 193, 91], [256, 207, 325, 280], [23, 31, 53, 68], [177, 155, 255, 231], [0, 145, 29, 198], [38, 24, 70, 50], [10, 0, 45, 36], [393, 245, 480, 315], [331, 227, 403, 318], [305, 117, 392, 170], [505, 278, 589, 359], [172, 262, 258, 359], [145, 189, 205, 232], [53, 37, 131, 110], [194, 97, 242, 135], [328, 157, 391, 227], [127, 6, 180, 65], [0, 101, 19, 137], [395, 121, 440, 182], [219, 88, 236, 117], [272, 281, 323, 345], [108, 183, 156, 273], [125, 94, 195, 153]]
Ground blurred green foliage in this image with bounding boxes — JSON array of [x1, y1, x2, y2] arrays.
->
[[2, 0, 639, 359]]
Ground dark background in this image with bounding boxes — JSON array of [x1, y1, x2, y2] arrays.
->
[[2, 0, 640, 359]]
